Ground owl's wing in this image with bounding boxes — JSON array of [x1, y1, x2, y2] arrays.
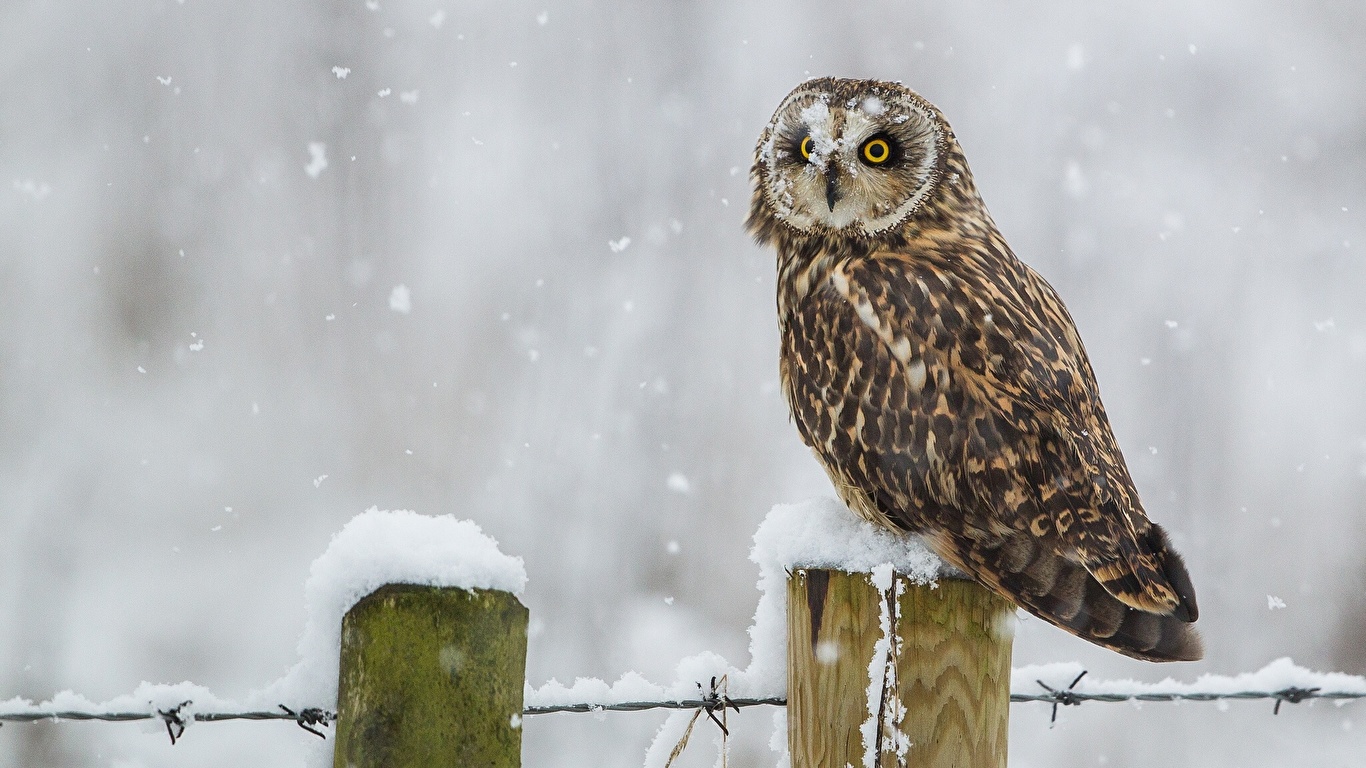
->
[[784, 252, 1200, 660]]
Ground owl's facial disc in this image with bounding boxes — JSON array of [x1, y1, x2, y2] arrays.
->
[[758, 80, 944, 235]]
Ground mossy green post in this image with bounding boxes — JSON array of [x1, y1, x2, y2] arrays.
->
[[333, 583, 528, 768]]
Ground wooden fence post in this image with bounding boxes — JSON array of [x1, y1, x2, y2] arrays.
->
[[333, 583, 528, 768], [787, 569, 1013, 768]]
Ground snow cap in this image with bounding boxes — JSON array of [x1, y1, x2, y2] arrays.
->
[[253, 508, 525, 708]]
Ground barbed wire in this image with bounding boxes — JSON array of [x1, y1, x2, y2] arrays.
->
[[3, 674, 1362, 745], [0, 704, 336, 743], [524, 683, 1366, 718], [1011, 670, 1351, 723], [523, 696, 784, 714]]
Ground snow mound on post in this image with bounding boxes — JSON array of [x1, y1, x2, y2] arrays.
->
[[253, 507, 526, 707], [752, 496, 943, 580], [740, 497, 946, 699]]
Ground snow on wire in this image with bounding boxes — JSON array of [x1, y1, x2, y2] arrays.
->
[[0, 704, 336, 744], [4, 658, 1366, 746], [523, 685, 1366, 718]]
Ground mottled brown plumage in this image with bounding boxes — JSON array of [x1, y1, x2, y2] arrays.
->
[[748, 78, 1201, 662]]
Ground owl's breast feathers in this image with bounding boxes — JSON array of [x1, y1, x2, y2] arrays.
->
[[773, 226, 1201, 661]]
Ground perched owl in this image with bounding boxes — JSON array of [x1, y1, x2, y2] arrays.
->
[[748, 78, 1201, 662]]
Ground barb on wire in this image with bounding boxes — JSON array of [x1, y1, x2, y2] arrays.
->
[[1035, 670, 1088, 726], [665, 675, 735, 768], [1272, 686, 1320, 715], [157, 701, 192, 745], [276, 705, 333, 738], [697, 675, 740, 736]]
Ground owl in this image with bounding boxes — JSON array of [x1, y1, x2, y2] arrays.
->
[[747, 78, 1201, 662]]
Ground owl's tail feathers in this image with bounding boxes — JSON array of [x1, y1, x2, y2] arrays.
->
[[1094, 522, 1200, 623], [931, 530, 1204, 663]]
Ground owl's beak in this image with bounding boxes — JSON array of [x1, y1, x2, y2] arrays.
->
[[824, 166, 840, 211]]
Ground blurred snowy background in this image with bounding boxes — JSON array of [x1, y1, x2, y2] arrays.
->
[[1, 0, 1364, 765]]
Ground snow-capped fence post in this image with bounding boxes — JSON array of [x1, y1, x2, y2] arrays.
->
[[332, 583, 529, 768], [787, 569, 1013, 768]]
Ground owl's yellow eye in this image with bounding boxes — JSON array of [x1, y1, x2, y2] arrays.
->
[[799, 135, 814, 160], [861, 137, 891, 164]]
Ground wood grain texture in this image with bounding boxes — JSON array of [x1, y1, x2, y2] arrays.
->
[[788, 569, 1012, 768], [333, 584, 528, 768]]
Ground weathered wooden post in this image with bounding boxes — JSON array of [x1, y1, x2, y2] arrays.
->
[[787, 569, 1013, 768], [333, 583, 529, 768]]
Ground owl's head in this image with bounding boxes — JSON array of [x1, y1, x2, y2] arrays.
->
[[750, 78, 954, 238]]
